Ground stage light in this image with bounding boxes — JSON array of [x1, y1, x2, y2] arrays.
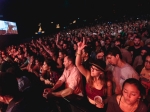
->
[[56, 24, 60, 28], [73, 20, 76, 23]]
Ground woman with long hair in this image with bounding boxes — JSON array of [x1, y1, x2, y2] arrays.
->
[[40, 59, 60, 88], [75, 37, 112, 112]]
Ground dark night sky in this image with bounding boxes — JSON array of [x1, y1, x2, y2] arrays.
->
[[0, 0, 150, 36]]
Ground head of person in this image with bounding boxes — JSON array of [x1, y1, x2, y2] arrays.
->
[[106, 46, 122, 66], [73, 42, 78, 51], [122, 78, 145, 105], [134, 37, 141, 46], [89, 59, 106, 79], [0, 72, 20, 104], [140, 47, 147, 56], [63, 55, 75, 70], [96, 49, 105, 60], [144, 54, 150, 70], [115, 38, 122, 48], [81, 46, 91, 59], [49, 48, 57, 57], [95, 40, 100, 47], [42, 59, 57, 72], [58, 50, 67, 60], [105, 38, 111, 45], [63, 42, 68, 50]]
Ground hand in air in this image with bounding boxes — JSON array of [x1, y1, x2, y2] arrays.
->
[[77, 37, 87, 51]]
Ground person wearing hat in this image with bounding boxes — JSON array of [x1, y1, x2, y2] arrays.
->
[[75, 37, 112, 112]]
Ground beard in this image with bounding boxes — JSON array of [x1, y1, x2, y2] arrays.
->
[[134, 43, 140, 46]]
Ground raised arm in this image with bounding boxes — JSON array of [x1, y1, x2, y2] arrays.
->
[[75, 37, 90, 78], [55, 33, 63, 50]]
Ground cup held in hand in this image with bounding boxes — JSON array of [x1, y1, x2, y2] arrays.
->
[[94, 96, 102, 104]]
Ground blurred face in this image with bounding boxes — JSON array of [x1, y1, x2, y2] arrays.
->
[[49, 51, 54, 57], [105, 39, 110, 45], [122, 83, 140, 105], [28, 56, 34, 64], [35, 59, 39, 65], [90, 65, 103, 77], [63, 56, 70, 70], [63, 44, 67, 49], [73, 44, 77, 50], [141, 50, 147, 56], [42, 61, 49, 71], [95, 41, 99, 46], [115, 41, 121, 46], [59, 52, 64, 60], [96, 52, 104, 60], [106, 54, 118, 66], [60, 40, 64, 45], [134, 38, 140, 46], [145, 56, 150, 70]]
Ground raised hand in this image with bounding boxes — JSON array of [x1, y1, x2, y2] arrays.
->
[[77, 37, 87, 51]]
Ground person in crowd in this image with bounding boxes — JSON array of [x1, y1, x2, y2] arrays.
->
[[133, 47, 148, 69], [114, 38, 132, 65], [43, 55, 84, 98], [31, 55, 44, 77], [0, 72, 49, 112], [95, 49, 105, 61], [106, 78, 147, 112], [128, 36, 143, 65], [57, 50, 67, 74], [136, 53, 150, 96], [40, 58, 60, 87], [102, 37, 112, 54], [106, 46, 139, 95], [76, 37, 112, 112], [81, 46, 92, 71]]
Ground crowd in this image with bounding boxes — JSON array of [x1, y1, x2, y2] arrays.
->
[[0, 14, 150, 112]]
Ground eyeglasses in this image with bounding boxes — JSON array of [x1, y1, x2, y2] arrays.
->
[[145, 60, 150, 64], [90, 66, 100, 71]]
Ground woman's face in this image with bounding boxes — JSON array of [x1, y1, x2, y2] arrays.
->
[[42, 61, 49, 71], [122, 83, 140, 105], [90, 65, 103, 77]]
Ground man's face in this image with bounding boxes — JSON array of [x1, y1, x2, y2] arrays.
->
[[106, 54, 118, 66], [141, 50, 147, 56], [63, 56, 70, 70], [134, 38, 140, 46], [115, 41, 121, 47], [105, 39, 110, 45], [145, 56, 150, 70]]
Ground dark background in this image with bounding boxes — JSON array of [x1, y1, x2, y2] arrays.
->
[[0, 0, 150, 36]]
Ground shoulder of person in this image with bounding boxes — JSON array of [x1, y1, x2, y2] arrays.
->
[[138, 101, 148, 112]]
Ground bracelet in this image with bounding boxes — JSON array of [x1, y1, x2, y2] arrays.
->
[[76, 53, 81, 56]]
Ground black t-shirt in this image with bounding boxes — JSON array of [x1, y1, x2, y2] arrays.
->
[[128, 46, 142, 64]]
